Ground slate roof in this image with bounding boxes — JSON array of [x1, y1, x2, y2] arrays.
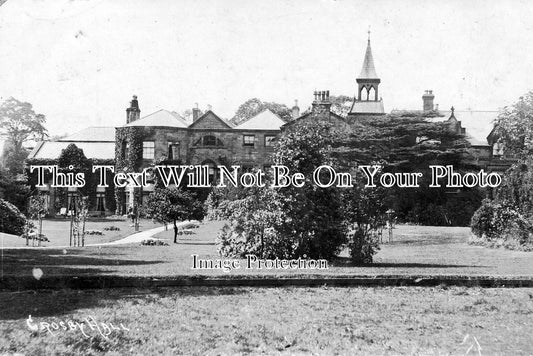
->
[[124, 109, 188, 128], [235, 109, 285, 130], [28, 141, 115, 160], [188, 110, 234, 129], [349, 100, 385, 114], [441, 110, 498, 146], [419, 110, 498, 146], [59, 127, 115, 142], [358, 39, 379, 79]]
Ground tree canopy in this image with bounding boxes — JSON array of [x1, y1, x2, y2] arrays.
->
[[0, 97, 47, 147], [334, 113, 472, 170], [0, 97, 47, 174], [493, 91, 533, 159], [231, 98, 292, 125], [144, 187, 204, 243]]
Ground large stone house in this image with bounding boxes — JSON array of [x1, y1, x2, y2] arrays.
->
[[28, 35, 509, 215]]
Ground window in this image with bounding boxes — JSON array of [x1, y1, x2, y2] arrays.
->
[[194, 135, 223, 147], [67, 190, 78, 212], [493, 142, 504, 157], [121, 141, 129, 158], [204, 135, 217, 146], [201, 161, 217, 184], [96, 186, 106, 212], [243, 135, 255, 147], [143, 141, 155, 160], [264, 135, 276, 147], [96, 193, 105, 212], [168, 142, 180, 160], [208, 165, 216, 183]]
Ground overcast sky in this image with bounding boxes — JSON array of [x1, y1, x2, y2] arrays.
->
[[1, 0, 532, 135]]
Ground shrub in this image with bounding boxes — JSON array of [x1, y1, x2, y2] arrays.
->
[[471, 199, 500, 239], [103, 226, 120, 231], [471, 159, 533, 248], [141, 239, 169, 246], [471, 199, 533, 245], [181, 222, 200, 229], [0, 198, 27, 235], [348, 229, 380, 265], [85, 230, 103, 235], [215, 189, 294, 259]]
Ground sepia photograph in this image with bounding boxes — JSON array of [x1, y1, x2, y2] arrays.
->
[[0, 0, 532, 354]]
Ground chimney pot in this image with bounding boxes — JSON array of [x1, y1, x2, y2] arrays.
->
[[292, 99, 300, 119], [192, 103, 200, 121], [422, 90, 435, 111], [126, 95, 140, 123]]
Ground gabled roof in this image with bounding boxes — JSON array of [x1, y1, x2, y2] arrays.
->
[[59, 127, 115, 142], [124, 109, 188, 128], [188, 110, 234, 129], [442, 110, 497, 146], [28, 141, 115, 160], [235, 109, 284, 130], [358, 39, 379, 79], [424, 110, 498, 146]]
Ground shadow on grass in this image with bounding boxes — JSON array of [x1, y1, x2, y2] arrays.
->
[[43, 217, 126, 223], [0, 286, 249, 320], [0, 248, 164, 277], [329, 256, 482, 269]]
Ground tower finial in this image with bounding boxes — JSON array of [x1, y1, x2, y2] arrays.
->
[[367, 26, 371, 42]]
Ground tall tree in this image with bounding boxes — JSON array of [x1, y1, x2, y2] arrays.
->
[[145, 187, 204, 243], [329, 94, 353, 117], [493, 91, 533, 159], [0, 97, 47, 174], [231, 98, 291, 125], [334, 113, 480, 226], [334, 113, 471, 169], [273, 121, 348, 260]]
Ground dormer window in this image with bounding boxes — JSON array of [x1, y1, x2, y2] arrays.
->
[[493, 142, 504, 157]]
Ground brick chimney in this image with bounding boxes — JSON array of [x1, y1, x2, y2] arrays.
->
[[422, 90, 435, 111], [292, 99, 300, 119], [311, 90, 331, 118], [192, 103, 200, 122], [126, 95, 140, 123]]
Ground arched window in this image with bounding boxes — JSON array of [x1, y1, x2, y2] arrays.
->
[[194, 135, 224, 147], [368, 86, 376, 101], [360, 87, 368, 101]]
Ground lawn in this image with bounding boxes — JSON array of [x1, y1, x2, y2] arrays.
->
[[0, 286, 532, 355], [0, 218, 161, 248], [1, 222, 532, 279]]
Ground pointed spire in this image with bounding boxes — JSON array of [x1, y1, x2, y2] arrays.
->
[[358, 32, 379, 79]]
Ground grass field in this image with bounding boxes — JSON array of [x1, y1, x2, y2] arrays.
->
[[1, 222, 532, 279], [0, 218, 161, 248], [1, 286, 532, 355]]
